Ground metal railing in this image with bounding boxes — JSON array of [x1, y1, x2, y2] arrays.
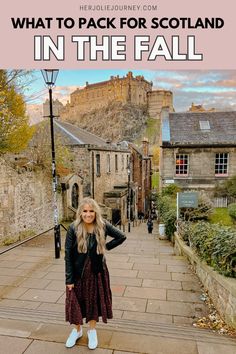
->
[[0, 223, 68, 256]]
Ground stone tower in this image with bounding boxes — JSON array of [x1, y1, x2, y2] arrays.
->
[[147, 90, 173, 119]]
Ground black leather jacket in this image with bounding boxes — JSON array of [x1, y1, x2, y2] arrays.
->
[[65, 221, 126, 284]]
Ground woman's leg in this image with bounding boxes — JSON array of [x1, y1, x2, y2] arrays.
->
[[76, 324, 82, 332], [87, 320, 98, 349], [88, 320, 96, 329], [65, 324, 83, 348]]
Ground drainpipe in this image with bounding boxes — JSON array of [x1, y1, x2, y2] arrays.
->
[[91, 151, 95, 199]]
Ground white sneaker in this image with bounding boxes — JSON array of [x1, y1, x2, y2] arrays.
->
[[65, 327, 83, 348], [87, 329, 98, 350]]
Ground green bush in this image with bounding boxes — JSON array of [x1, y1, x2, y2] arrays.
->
[[178, 221, 236, 277], [162, 184, 181, 197], [215, 175, 236, 198], [225, 176, 236, 198], [163, 208, 177, 239], [228, 203, 236, 221], [177, 221, 192, 245], [157, 194, 176, 239]]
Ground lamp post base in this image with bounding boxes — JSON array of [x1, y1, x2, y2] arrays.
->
[[54, 224, 61, 259]]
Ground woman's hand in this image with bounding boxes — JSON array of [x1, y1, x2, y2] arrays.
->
[[66, 284, 74, 291]]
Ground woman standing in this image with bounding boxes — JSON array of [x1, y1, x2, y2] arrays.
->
[[65, 197, 126, 350]]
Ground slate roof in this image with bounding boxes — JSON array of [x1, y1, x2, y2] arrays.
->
[[53, 120, 107, 146], [162, 111, 236, 146]]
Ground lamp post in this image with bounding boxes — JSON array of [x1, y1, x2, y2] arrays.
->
[[41, 69, 61, 259], [127, 161, 131, 233]]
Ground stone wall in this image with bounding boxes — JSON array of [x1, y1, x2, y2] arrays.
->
[[160, 147, 236, 193], [69, 146, 91, 196], [0, 157, 60, 243], [174, 233, 236, 329]]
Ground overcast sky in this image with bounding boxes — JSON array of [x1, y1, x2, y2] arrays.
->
[[26, 70, 236, 121]]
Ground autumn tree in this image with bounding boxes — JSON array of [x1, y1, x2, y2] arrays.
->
[[28, 120, 73, 174], [0, 70, 34, 154]]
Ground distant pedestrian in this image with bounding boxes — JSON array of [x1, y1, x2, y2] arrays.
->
[[147, 218, 153, 234], [138, 211, 144, 222], [65, 197, 126, 350]]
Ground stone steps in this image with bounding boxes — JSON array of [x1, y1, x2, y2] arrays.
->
[[0, 306, 235, 346]]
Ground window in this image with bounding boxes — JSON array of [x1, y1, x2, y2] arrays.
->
[[175, 154, 189, 175], [199, 120, 210, 131], [215, 153, 228, 175], [71, 183, 79, 209], [95, 154, 100, 176], [107, 154, 111, 173], [126, 155, 129, 169], [115, 154, 118, 172], [121, 154, 124, 171]]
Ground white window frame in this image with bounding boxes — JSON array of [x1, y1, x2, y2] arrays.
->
[[175, 154, 189, 176], [215, 152, 229, 176]]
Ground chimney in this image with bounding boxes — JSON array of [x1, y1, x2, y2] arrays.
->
[[142, 137, 149, 157]]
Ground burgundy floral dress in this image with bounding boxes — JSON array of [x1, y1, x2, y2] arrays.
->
[[65, 234, 113, 325]]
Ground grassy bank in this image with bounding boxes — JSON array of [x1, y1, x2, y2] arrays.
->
[[209, 208, 234, 226]]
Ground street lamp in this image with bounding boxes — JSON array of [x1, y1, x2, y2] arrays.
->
[[41, 69, 61, 259], [127, 161, 131, 233]]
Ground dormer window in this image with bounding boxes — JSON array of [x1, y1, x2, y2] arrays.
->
[[199, 120, 210, 131]]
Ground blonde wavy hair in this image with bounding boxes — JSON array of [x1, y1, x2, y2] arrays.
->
[[74, 197, 106, 254]]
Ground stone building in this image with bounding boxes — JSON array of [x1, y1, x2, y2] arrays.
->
[[159, 110, 236, 195], [59, 71, 173, 122], [129, 139, 152, 217], [188, 103, 215, 112], [44, 120, 132, 224], [147, 90, 173, 119], [0, 118, 153, 243]]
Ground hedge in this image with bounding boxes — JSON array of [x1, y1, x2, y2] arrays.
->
[[228, 203, 236, 221], [178, 221, 236, 278]]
